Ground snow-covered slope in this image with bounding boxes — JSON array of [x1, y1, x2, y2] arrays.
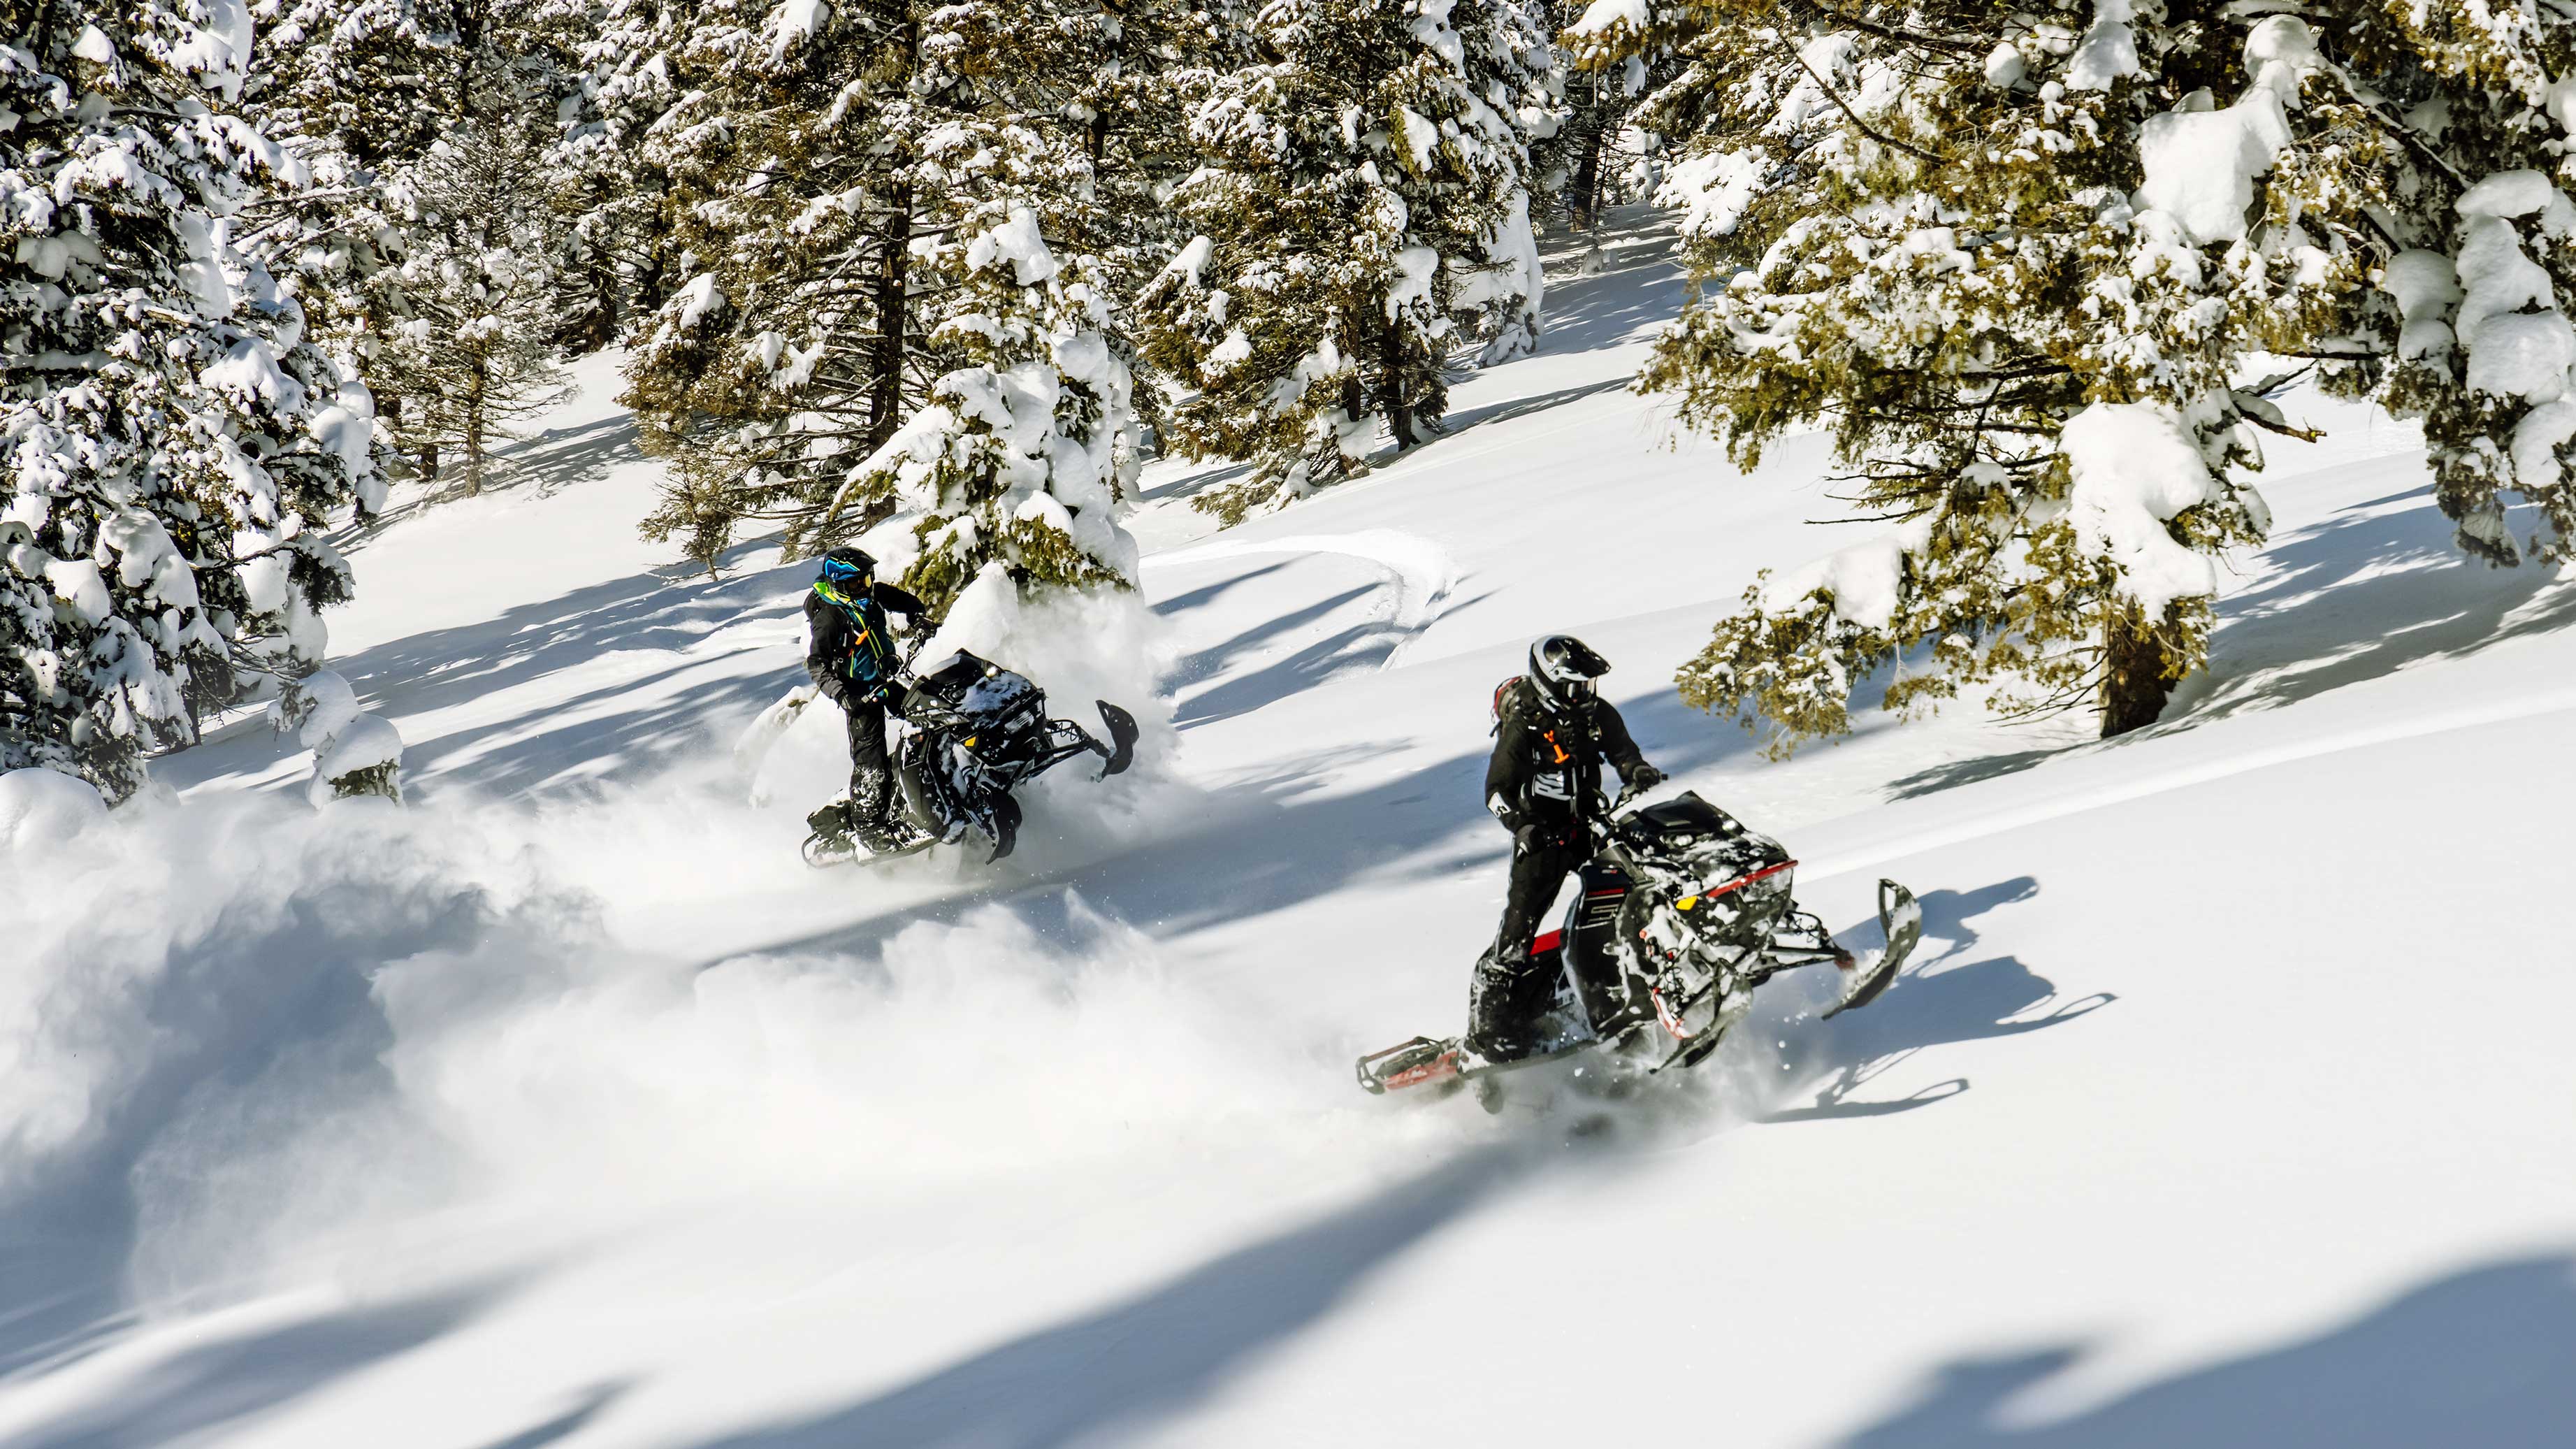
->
[[4, 213, 2572, 1448]]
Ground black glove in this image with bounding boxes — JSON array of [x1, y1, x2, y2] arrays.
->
[[1630, 764, 1667, 791]]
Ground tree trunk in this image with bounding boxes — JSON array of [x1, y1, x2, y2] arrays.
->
[[1378, 320, 1416, 449], [864, 6, 919, 457], [865, 183, 913, 454], [2099, 608, 2176, 737], [420, 442, 438, 482], [463, 356, 487, 497], [1571, 115, 1607, 231]]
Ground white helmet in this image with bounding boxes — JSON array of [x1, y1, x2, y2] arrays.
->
[[1529, 635, 1609, 706]]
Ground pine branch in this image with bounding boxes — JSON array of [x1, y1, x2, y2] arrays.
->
[[1797, 1, 1983, 57]]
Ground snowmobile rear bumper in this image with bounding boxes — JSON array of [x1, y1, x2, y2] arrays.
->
[[1355, 1036, 1459, 1095]]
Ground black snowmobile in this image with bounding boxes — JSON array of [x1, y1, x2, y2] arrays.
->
[[882, 649, 1139, 863], [1355, 791, 1920, 1101]]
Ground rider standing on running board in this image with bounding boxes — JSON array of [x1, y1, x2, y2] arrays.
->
[[806, 547, 932, 856], [1467, 635, 1665, 1064]]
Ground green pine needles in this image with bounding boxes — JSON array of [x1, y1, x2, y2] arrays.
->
[[1582, 0, 2576, 746]]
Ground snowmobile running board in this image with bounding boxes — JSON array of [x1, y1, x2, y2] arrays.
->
[[802, 832, 939, 870]]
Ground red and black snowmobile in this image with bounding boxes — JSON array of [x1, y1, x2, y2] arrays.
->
[[1355, 791, 1919, 1101]]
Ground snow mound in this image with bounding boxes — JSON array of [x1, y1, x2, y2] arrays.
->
[[0, 767, 106, 853]]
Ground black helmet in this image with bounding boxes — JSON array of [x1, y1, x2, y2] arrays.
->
[[818, 547, 874, 592], [1530, 635, 1608, 705]]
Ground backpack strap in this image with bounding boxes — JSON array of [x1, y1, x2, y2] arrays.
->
[[1489, 675, 1525, 735]]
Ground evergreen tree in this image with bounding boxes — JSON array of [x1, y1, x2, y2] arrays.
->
[[625, 0, 1149, 612], [1136, 0, 1560, 522], [1573, 1, 2576, 745], [1528, 0, 1671, 234], [551, 0, 695, 352], [3, 0, 379, 799], [244, 0, 581, 494], [371, 101, 565, 494]]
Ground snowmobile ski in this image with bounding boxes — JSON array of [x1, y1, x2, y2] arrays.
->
[[1094, 700, 1140, 779], [1822, 879, 1919, 1020]]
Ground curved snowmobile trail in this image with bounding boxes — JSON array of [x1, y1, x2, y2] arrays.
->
[[1151, 528, 1462, 668], [6, 215, 2573, 1448], [1802, 684, 2576, 885]]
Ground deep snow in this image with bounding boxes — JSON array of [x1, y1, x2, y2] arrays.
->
[[3, 210, 2573, 1448]]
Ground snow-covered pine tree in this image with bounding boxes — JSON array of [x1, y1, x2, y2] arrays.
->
[[1528, 0, 1670, 234], [1573, 1, 2576, 745], [627, 0, 1145, 612], [550, 0, 695, 352], [3, 0, 378, 799], [244, 0, 581, 495], [370, 102, 565, 495], [621, 0, 929, 573], [831, 123, 1142, 613], [1136, 0, 1560, 522]]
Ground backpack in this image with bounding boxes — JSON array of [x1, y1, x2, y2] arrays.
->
[[816, 581, 899, 693]]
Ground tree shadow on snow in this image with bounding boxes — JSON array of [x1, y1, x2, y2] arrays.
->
[[4, 1274, 535, 1449], [676, 1150, 1517, 1449], [1885, 748, 2060, 802], [1881, 485, 2576, 804], [1749, 877, 2113, 1125], [333, 410, 642, 543], [1131, 457, 1255, 511], [161, 535, 807, 800], [2186, 486, 2576, 723], [1832, 1250, 2576, 1448], [1164, 588, 1498, 730], [467, 1379, 636, 1449]]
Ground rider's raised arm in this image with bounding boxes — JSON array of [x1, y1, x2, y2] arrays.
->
[[871, 579, 932, 623]]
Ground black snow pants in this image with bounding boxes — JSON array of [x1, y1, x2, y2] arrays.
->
[[1468, 827, 1587, 1057], [844, 698, 892, 828], [1496, 829, 1585, 959]]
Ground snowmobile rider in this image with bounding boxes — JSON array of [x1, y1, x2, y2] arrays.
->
[[806, 546, 931, 853], [1467, 635, 1665, 1062]]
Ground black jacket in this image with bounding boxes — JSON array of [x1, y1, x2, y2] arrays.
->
[[1485, 676, 1649, 838], [805, 579, 929, 709]]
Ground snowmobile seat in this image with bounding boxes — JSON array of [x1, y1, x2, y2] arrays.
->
[[1629, 792, 1741, 840]]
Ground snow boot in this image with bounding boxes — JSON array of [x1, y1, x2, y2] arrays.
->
[[1464, 946, 1539, 1063]]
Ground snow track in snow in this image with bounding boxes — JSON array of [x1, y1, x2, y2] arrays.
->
[[1805, 684, 2576, 884], [1151, 530, 1460, 667]]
